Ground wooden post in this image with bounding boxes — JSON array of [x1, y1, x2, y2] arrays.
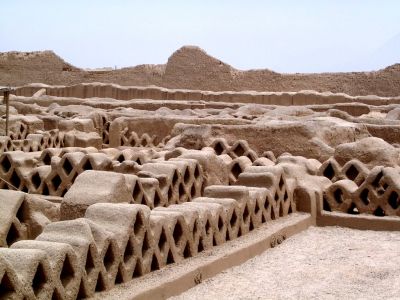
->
[[4, 89, 10, 136]]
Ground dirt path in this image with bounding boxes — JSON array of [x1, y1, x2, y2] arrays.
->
[[171, 226, 400, 300]]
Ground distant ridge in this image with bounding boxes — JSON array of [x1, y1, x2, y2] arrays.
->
[[0, 45, 399, 96]]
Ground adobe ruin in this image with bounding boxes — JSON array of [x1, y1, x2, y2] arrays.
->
[[0, 47, 400, 299]]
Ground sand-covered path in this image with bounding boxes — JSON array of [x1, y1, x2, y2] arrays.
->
[[171, 226, 400, 300]]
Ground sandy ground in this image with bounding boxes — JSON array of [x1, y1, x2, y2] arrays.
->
[[171, 226, 400, 300]]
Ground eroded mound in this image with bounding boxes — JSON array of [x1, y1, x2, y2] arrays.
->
[[1, 46, 400, 96]]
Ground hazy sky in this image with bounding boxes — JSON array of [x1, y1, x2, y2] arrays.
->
[[1, 0, 400, 73]]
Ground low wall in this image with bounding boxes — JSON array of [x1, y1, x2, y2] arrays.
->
[[14, 83, 400, 106]]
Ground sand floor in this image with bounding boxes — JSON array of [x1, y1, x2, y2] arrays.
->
[[171, 226, 400, 300]]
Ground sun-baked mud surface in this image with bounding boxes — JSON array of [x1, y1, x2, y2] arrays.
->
[[171, 226, 400, 300]]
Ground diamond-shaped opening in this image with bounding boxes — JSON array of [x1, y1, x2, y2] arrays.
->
[[117, 154, 125, 163], [51, 174, 62, 190], [141, 138, 148, 147], [129, 138, 137, 147], [347, 203, 360, 214], [231, 163, 242, 180], [274, 192, 279, 201], [249, 220, 254, 232], [154, 191, 162, 207], [114, 266, 124, 285], [85, 249, 95, 276], [134, 213, 144, 236], [132, 182, 141, 201], [31, 172, 41, 189], [32, 262, 48, 296], [61, 189, 68, 197], [360, 189, 370, 205], [279, 202, 284, 217], [124, 130, 132, 139], [6, 222, 21, 246], [271, 207, 276, 220], [123, 240, 134, 264], [218, 216, 224, 231], [205, 219, 212, 234], [345, 165, 359, 181], [214, 142, 225, 155], [60, 254, 75, 288], [167, 186, 173, 201], [51, 288, 63, 300], [255, 201, 261, 214], [230, 211, 238, 227], [183, 242, 192, 258], [279, 176, 284, 189], [243, 205, 250, 222], [16, 202, 24, 221], [9, 170, 21, 189], [0, 272, 17, 298], [373, 206, 385, 217], [42, 184, 50, 196], [261, 212, 267, 223], [6, 140, 12, 150], [213, 235, 218, 246], [0, 156, 12, 173], [95, 273, 106, 292], [388, 191, 399, 210], [131, 262, 142, 278], [198, 237, 204, 252], [77, 279, 88, 299], [166, 249, 174, 265], [225, 229, 230, 241], [264, 197, 270, 210], [323, 163, 335, 180], [232, 143, 245, 157], [190, 184, 196, 198], [81, 159, 93, 171], [173, 222, 184, 246], [194, 164, 201, 179], [172, 170, 179, 186], [237, 226, 243, 237], [151, 254, 160, 270], [333, 188, 343, 204], [183, 168, 190, 184], [372, 171, 384, 188], [141, 232, 151, 256], [103, 245, 116, 271], [284, 190, 288, 201], [62, 159, 73, 175], [158, 229, 168, 252], [179, 183, 186, 201], [192, 221, 199, 237]]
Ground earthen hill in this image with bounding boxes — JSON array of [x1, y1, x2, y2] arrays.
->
[[1, 45, 400, 96]]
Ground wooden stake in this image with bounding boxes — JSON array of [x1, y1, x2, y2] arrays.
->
[[4, 89, 10, 136]]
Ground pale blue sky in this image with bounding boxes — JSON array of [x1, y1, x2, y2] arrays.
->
[[1, 0, 400, 72]]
